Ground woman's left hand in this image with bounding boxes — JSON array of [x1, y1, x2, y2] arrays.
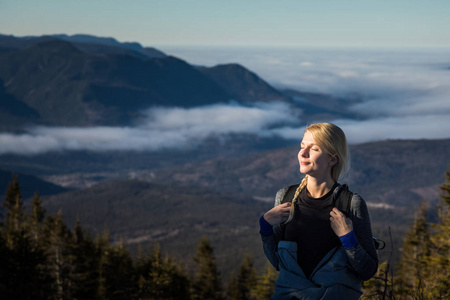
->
[[330, 207, 353, 237]]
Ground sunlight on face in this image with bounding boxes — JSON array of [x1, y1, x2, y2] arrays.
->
[[298, 131, 334, 181]]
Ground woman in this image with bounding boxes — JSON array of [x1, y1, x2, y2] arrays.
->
[[259, 123, 378, 299]]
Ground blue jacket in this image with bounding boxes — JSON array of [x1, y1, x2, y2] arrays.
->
[[268, 240, 363, 299]]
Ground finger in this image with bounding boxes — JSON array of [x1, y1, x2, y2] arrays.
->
[[332, 207, 344, 217]]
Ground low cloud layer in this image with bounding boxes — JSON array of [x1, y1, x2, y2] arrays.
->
[[0, 102, 300, 155], [1, 47, 450, 155]]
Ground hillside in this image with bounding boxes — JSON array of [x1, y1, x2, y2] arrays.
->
[[147, 139, 450, 205], [197, 63, 289, 102], [0, 39, 230, 127], [43, 180, 270, 276], [0, 169, 69, 199], [0, 34, 309, 132], [40, 138, 450, 276]]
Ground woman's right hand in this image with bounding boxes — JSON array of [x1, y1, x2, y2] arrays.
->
[[263, 202, 292, 226]]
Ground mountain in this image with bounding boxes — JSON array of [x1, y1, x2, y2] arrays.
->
[[0, 39, 231, 127], [0, 169, 69, 200], [197, 63, 289, 102], [0, 34, 303, 131]]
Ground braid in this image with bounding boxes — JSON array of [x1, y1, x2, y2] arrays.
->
[[285, 175, 308, 224]]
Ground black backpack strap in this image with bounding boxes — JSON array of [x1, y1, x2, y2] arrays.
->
[[332, 183, 353, 218], [281, 184, 300, 204]]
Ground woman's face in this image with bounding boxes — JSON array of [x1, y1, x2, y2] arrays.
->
[[298, 131, 334, 180]]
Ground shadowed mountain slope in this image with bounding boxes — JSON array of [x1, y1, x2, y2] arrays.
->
[[0, 35, 302, 131], [43, 180, 269, 277], [0, 169, 69, 199], [0, 39, 230, 126], [198, 63, 289, 102]]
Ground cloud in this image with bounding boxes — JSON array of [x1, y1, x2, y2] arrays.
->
[[0, 102, 301, 155], [267, 114, 450, 144], [2, 47, 450, 155], [161, 46, 450, 139]]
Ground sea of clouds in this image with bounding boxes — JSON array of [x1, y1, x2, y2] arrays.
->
[[1, 46, 449, 155]]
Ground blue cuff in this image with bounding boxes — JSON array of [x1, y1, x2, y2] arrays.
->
[[340, 230, 358, 249], [259, 215, 273, 236]]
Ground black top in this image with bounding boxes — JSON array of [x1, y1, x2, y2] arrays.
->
[[284, 183, 341, 278]]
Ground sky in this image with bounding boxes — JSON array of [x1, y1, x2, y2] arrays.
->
[[1, 0, 450, 48], [0, 1, 449, 155]]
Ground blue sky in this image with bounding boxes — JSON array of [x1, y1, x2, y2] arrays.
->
[[1, 0, 449, 48]]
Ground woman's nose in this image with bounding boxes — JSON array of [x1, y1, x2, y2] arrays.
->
[[299, 148, 308, 157]]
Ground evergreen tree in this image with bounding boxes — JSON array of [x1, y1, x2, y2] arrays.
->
[[361, 261, 394, 299], [252, 263, 277, 300], [227, 271, 240, 300], [97, 234, 136, 300], [1, 175, 48, 299], [28, 192, 46, 246], [136, 243, 190, 300], [396, 201, 432, 298], [3, 174, 25, 247], [227, 255, 257, 300], [0, 231, 10, 295], [70, 219, 100, 300], [191, 236, 224, 300], [42, 211, 75, 300], [425, 170, 450, 299]]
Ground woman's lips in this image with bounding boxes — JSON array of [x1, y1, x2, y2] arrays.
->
[[300, 161, 309, 165]]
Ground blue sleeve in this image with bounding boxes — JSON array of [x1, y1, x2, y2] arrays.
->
[[259, 215, 273, 236], [340, 230, 358, 249]]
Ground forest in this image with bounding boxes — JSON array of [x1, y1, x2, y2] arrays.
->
[[1, 169, 449, 300]]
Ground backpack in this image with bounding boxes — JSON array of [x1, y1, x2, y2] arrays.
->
[[280, 183, 385, 250]]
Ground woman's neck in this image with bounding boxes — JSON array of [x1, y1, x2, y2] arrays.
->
[[306, 177, 336, 198]]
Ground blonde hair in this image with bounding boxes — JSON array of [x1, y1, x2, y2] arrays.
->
[[285, 123, 350, 223]]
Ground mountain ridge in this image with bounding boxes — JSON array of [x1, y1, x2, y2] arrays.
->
[[0, 34, 309, 131]]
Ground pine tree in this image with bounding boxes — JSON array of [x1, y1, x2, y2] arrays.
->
[[425, 169, 450, 299], [227, 271, 240, 300], [395, 201, 432, 298], [42, 211, 75, 300], [252, 263, 277, 300], [1, 175, 48, 299], [70, 219, 100, 300], [191, 236, 224, 300], [96, 233, 136, 300], [136, 243, 190, 300], [227, 254, 257, 300], [28, 192, 46, 246], [362, 261, 394, 299], [0, 231, 10, 295], [3, 174, 25, 248]]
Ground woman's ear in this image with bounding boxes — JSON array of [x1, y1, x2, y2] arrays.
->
[[329, 155, 338, 167]]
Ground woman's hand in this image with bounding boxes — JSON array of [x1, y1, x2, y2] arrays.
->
[[330, 207, 353, 237], [263, 202, 292, 226]]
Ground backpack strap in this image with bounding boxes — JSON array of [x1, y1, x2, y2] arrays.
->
[[281, 184, 300, 204], [331, 183, 353, 218], [282, 183, 353, 215]]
